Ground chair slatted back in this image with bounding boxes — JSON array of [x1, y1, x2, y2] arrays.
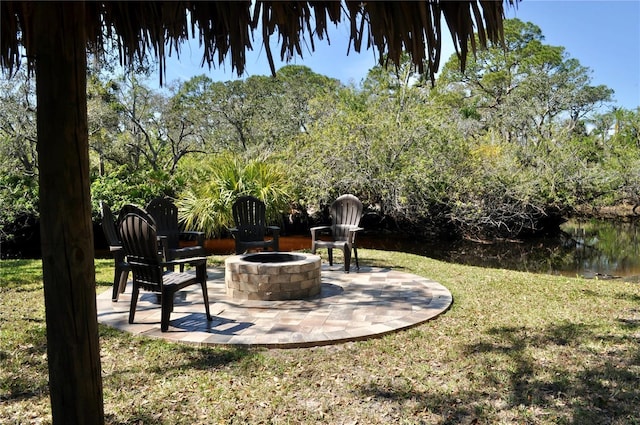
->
[[119, 212, 164, 292], [100, 202, 121, 247], [232, 196, 268, 242], [147, 197, 180, 249], [330, 194, 363, 241], [117, 204, 155, 227]]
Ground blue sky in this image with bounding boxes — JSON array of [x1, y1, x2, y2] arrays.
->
[[161, 1, 640, 110]]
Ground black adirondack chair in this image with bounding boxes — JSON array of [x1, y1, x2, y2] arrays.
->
[[310, 194, 364, 273], [230, 196, 280, 254], [118, 211, 212, 332]]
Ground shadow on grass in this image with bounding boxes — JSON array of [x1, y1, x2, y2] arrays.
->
[[357, 321, 640, 424], [615, 290, 640, 304], [99, 325, 257, 371], [0, 325, 48, 403], [359, 257, 411, 273]]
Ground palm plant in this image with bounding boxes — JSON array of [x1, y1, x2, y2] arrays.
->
[[177, 152, 292, 237]]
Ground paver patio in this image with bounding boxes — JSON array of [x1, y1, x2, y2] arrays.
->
[[96, 263, 453, 348]]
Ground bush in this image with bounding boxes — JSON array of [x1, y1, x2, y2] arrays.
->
[[90, 166, 180, 218]]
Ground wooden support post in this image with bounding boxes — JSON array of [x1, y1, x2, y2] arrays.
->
[[34, 3, 104, 424]]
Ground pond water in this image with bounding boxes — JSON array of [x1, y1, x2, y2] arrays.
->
[[367, 218, 640, 281], [206, 218, 640, 281], [379, 218, 640, 280]]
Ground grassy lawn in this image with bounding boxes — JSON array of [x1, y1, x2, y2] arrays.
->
[[1, 250, 640, 424]]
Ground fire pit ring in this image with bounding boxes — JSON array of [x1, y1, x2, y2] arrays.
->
[[225, 252, 322, 300]]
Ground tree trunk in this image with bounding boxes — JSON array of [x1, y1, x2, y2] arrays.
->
[[34, 3, 104, 424]]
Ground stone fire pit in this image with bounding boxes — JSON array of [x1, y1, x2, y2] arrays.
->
[[225, 252, 321, 300]]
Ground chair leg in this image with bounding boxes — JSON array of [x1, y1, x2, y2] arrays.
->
[[111, 267, 121, 302], [112, 250, 126, 301], [200, 279, 212, 321], [112, 265, 129, 302], [128, 284, 140, 324], [343, 245, 351, 273], [161, 289, 174, 332], [353, 247, 359, 270], [119, 268, 129, 294], [196, 262, 212, 320], [328, 248, 334, 265]]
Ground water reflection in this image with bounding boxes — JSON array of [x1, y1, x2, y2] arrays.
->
[[556, 219, 640, 279], [355, 219, 640, 280]]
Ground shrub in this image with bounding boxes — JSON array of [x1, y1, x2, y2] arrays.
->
[[176, 152, 292, 237]]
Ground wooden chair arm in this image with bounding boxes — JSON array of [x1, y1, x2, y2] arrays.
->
[[161, 256, 208, 281], [267, 226, 280, 236], [161, 256, 207, 267], [310, 225, 331, 244], [157, 235, 170, 261], [309, 225, 331, 235], [180, 230, 205, 245], [348, 226, 364, 243]]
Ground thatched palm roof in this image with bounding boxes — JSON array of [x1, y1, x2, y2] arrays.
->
[[2, 1, 513, 82]]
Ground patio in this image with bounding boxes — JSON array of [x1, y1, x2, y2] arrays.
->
[[96, 263, 453, 348]]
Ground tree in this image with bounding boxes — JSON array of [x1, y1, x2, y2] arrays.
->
[[589, 107, 640, 205], [171, 66, 340, 157], [33, 4, 104, 423], [87, 74, 125, 176], [427, 18, 617, 238], [290, 57, 462, 231], [0, 68, 38, 175], [608, 108, 640, 148], [0, 68, 39, 240], [271, 65, 342, 135], [437, 19, 612, 145]]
